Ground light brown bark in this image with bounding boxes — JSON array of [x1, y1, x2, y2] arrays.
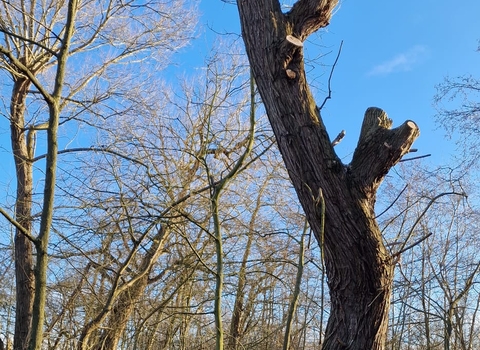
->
[[91, 276, 150, 350], [10, 76, 35, 350], [236, 1, 419, 349], [79, 226, 167, 350]]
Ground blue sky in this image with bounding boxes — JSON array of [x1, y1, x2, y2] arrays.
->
[[193, 0, 480, 165], [1, 0, 479, 194]]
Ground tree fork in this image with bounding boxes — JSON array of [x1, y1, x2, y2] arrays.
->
[[236, 1, 419, 349]]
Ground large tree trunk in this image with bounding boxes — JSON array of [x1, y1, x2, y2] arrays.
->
[[10, 76, 35, 350], [236, 1, 419, 349]]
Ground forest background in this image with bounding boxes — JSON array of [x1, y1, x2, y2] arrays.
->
[[0, 0, 480, 349]]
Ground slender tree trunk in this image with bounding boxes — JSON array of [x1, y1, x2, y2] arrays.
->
[[445, 307, 453, 350], [283, 225, 306, 350], [209, 72, 256, 350], [421, 248, 432, 349], [212, 194, 225, 350], [10, 76, 34, 350], [29, 2, 78, 348], [237, 2, 419, 349], [228, 180, 267, 350], [228, 228, 252, 350], [29, 100, 59, 350]]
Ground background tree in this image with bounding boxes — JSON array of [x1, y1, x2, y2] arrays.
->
[[0, 0, 196, 348], [0, 39, 325, 350], [0, 1, 78, 348], [434, 42, 480, 167], [377, 163, 480, 350]]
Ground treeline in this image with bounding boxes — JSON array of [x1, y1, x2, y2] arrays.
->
[[0, 1, 479, 350]]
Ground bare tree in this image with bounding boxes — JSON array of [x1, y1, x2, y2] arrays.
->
[[0, 1, 78, 347], [0, 0, 196, 348], [377, 164, 479, 349], [236, 1, 419, 348], [42, 44, 277, 350], [434, 43, 480, 167]]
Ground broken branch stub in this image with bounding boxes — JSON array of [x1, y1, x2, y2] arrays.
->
[[358, 107, 393, 142], [279, 35, 304, 80], [350, 107, 420, 192], [285, 35, 303, 47]]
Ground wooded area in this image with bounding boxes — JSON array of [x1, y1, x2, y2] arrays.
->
[[0, 0, 479, 349]]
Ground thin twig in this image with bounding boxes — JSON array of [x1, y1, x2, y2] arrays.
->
[[393, 232, 433, 257], [319, 40, 343, 110], [0, 28, 58, 56], [396, 191, 466, 255], [375, 184, 408, 219], [32, 147, 149, 169], [399, 154, 431, 162]]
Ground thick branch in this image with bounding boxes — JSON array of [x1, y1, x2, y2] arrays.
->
[[0, 207, 37, 243], [350, 107, 419, 193], [287, 0, 339, 40], [0, 45, 54, 104]]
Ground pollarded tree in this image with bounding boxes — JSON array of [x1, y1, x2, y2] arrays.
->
[[236, 1, 419, 349]]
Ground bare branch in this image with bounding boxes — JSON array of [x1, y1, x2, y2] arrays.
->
[[319, 40, 343, 110], [0, 207, 37, 244], [0, 28, 58, 56], [331, 129, 345, 147], [396, 191, 467, 256], [32, 147, 149, 170], [0, 45, 53, 103], [393, 232, 433, 257], [399, 154, 431, 162], [375, 184, 408, 219]]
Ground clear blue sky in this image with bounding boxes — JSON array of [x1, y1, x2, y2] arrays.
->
[[1, 0, 479, 187], [192, 0, 480, 165]]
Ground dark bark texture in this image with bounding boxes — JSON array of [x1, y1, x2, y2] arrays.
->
[[236, 1, 419, 349]]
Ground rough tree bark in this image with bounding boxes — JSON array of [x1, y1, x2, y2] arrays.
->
[[236, 1, 419, 349], [10, 75, 35, 350]]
